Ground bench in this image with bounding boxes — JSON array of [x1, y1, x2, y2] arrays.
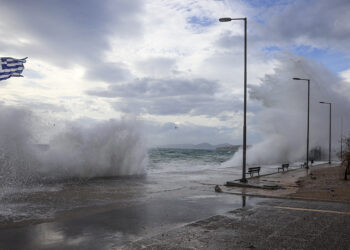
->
[[278, 163, 289, 172], [247, 167, 261, 177]]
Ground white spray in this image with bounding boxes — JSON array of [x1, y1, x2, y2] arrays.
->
[[0, 106, 148, 189], [227, 55, 350, 166]]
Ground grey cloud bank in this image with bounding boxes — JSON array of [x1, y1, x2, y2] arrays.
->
[[0, 0, 143, 83], [88, 77, 244, 117]]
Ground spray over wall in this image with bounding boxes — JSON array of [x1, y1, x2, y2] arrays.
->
[[227, 56, 350, 166], [0, 105, 147, 189]]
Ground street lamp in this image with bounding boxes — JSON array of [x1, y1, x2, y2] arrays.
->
[[293, 77, 310, 169], [219, 17, 248, 183], [341, 116, 343, 161], [319, 101, 332, 164]]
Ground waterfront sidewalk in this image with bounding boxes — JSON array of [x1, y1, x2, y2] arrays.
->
[[122, 163, 350, 249], [222, 163, 350, 202], [123, 198, 350, 249]]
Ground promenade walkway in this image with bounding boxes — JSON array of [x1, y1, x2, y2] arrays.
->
[[124, 163, 350, 249], [222, 163, 340, 200], [124, 198, 350, 249]]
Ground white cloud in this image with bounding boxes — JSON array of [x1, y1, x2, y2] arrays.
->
[[0, 0, 349, 146], [341, 69, 350, 82]]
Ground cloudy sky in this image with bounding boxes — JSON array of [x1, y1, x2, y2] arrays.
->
[[0, 0, 349, 146]]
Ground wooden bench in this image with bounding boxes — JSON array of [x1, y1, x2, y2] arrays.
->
[[278, 163, 289, 172], [247, 167, 261, 177]]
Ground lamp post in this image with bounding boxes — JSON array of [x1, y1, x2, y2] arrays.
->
[[341, 116, 343, 161], [319, 102, 332, 164], [293, 78, 310, 169], [219, 17, 247, 183]]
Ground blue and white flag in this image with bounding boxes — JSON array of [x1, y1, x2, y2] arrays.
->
[[0, 57, 27, 81]]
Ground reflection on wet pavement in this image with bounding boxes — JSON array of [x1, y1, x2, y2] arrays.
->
[[0, 166, 250, 249]]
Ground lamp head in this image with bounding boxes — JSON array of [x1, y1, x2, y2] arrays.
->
[[219, 17, 232, 22], [293, 77, 301, 80]]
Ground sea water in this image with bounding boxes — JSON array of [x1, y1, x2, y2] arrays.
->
[[0, 148, 236, 224], [148, 148, 236, 173], [0, 146, 325, 224]]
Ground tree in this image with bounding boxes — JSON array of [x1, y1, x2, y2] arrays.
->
[[341, 136, 350, 180]]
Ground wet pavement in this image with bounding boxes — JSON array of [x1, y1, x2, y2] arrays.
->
[[0, 166, 239, 226], [0, 194, 255, 249], [221, 163, 339, 199], [0, 163, 348, 249], [124, 198, 350, 249], [0, 166, 248, 250]]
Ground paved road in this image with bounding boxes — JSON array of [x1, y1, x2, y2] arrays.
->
[[124, 198, 350, 250], [0, 186, 246, 249]]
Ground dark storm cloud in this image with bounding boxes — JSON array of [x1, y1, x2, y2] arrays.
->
[[0, 0, 144, 83], [87, 77, 244, 117], [216, 0, 350, 55], [256, 0, 350, 51]]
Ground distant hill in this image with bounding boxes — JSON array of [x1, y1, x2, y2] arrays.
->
[[157, 143, 241, 150]]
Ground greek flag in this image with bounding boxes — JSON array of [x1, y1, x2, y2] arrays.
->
[[0, 57, 27, 81]]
